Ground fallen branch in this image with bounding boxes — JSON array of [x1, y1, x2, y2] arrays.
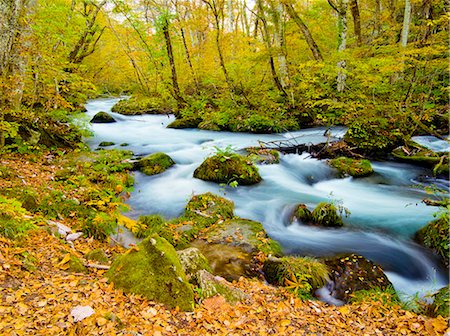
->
[[84, 263, 110, 270]]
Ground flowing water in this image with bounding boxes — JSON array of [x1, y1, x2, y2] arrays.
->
[[85, 97, 449, 300]]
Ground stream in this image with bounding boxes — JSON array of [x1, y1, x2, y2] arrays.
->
[[85, 97, 449, 301]]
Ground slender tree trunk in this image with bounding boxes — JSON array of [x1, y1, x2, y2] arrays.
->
[[256, 0, 286, 96], [283, 2, 324, 61], [349, 0, 362, 46], [162, 17, 184, 107], [337, 0, 348, 92], [401, 0, 412, 47], [202, 0, 235, 99], [373, 0, 381, 37], [274, 3, 289, 90]]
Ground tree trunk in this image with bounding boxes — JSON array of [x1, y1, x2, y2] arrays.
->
[[162, 17, 184, 107], [0, 0, 28, 147], [202, 0, 235, 99], [337, 0, 348, 92], [401, 0, 412, 47], [283, 2, 324, 61], [256, 0, 286, 96], [180, 27, 199, 89], [67, 0, 106, 64], [349, 0, 362, 46]]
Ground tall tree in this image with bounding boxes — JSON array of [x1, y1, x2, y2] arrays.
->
[[67, 0, 107, 65], [401, 0, 412, 47], [349, 0, 362, 46], [328, 0, 348, 92], [282, 0, 324, 61]]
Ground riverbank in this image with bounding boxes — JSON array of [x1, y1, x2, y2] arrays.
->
[[0, 148, 448, 335]]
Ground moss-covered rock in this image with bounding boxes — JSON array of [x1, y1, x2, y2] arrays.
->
[[62, 254, 87, 273], [430, 285, 450, 317], [85, 249, 108, 264], [311, 202, 344, 227], [106, 235, 194, 311], [98, 141, 115, 147], [135, 152, 175, 176], [329, 157, 373, 177], [184, 192, 234, 225], [290, 204, 312, 223], [415, 216, 449, 268], [194, 270, 247, 303], [167, 117, 201, 129], [245, 147, 280, 164], [324, 254, 393, 302], [177, 247, 212, 280], [263, 256, 329, 291], [90, 112, 116, 123], [193, 154, 262, 185], [203, 218, 282, 256], [111, 96, 171, 115]]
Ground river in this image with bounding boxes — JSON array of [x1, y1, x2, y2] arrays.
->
[[85, 97, 448, 301]]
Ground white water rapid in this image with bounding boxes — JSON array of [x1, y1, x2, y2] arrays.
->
[[85, 97, 448, 301]]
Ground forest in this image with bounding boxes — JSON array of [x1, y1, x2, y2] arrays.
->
[[0, 0, 448, 334]]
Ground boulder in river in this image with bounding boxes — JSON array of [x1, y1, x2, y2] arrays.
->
[[168, 117, 202, 129], [135, 152, 175, 176], [106, 234, 194, 311], [90, 112, 116, 123], [194, 153, 262, 185], [290, 203, 312, 223], [324, 254, 393, 302], [415, 216, 449, 268], [328, 157, 373, 177], [311, 202, 345, 227], [184, 192, 234, 226]]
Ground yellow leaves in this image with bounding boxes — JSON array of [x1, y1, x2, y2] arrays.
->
[[338, 306, 350, 315], [118, 214, 139, 233], [424, 316, 448, 335], [57, 253, 71, 269]]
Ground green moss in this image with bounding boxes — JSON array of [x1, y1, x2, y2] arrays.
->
[[107, 234, 194, 311], [311, 202, 344, 227], [0, 196, 37, 240], [177, 247, 212, 279], [263, 256, 329, 290], [136, 152, 175, 176], [135, 214, 166, 239], [291, 204, 312, 223], [392, 147, 443, 165], [193, 154, 262, 185], [184, 192, 234, 223], [329, 157, 373, 177], [415, 216, 449, 267], [85, 249, 108, 264], [195, 270, 246, 303], [111, 96, 172, 115], [90, 112, 116, 123], [98, 141, 115, 147], [167, 117, 201, 129], [66, 254, 87, 273], [246, 147, 280, 164], [431, 285, 450, 317]]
